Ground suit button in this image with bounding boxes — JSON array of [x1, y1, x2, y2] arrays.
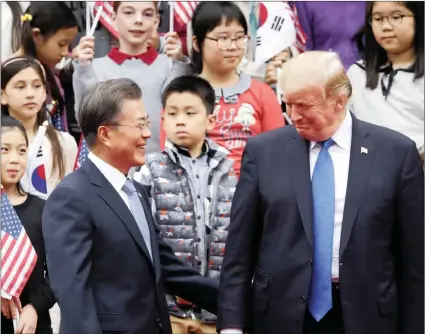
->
[[156, 318, 163, 329], [308, 259, 313, 266], [197, 215, 201, 220], [339, 262, 343, 266], [300, 296, 306, 303]]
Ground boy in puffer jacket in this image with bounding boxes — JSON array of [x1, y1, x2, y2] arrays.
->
[[134, 75, 237, 334]]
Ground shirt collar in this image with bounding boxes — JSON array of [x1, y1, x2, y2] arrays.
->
[[310, 110, 352, 151], [107, 47, 159, 65], [88, 152, 127, 193]]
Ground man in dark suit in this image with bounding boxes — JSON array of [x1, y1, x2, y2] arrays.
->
[[42, 78, 218, 334], [217, 51, 424, 334]]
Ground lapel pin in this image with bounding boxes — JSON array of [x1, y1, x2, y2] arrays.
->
[[361, 147, 368, 154], [138, 192, 143, 198]]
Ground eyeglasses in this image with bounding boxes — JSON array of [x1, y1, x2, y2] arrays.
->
[[205, 35, 250, 51], [106, 118, 151, 132], [369, 13, 414, 27]]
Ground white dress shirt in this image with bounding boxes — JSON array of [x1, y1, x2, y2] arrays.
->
[[309, 111, 352, 279], [220, 111, 353, 334], [88, 152, 131, 210]]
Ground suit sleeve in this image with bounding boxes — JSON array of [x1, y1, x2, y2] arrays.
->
[[216, 141, 263, 332], [396, 142, 424, 334], [42, 184, 101, 334]]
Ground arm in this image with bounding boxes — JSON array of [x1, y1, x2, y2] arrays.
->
[[217, 142, 263, 332], [396, 142, 424, 334], [72, 60, 99, 118], [42, 184, 102, 334], [60, 132, 78, 177], [294, 2, 314, 50], [260, 84, 286, 131]]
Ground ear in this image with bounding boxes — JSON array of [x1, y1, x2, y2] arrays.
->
[[97, 126, 114, 148], [334, 94, 349, 112], [110, 11, 117, 30], [1, 90, 8, 106], [31, 28, 43, 45], [192, 36, 199, 53], [206, 114, 216, 131], [154, 13, 160, 30]]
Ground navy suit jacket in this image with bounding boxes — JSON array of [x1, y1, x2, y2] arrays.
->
[[217, 115, 424, 334], [42, 160, 218, 334]]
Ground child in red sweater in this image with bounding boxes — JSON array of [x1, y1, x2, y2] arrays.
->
[[161, 1, 285, 176]]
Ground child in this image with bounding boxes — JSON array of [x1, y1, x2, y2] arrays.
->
[[134, 76, 238, 334], [73, 1, 190, 154], [348, 1, 424, 161], [161, 2, 286, 176], [1, 57, 78, 198], [1, 115, 56, 334], [14, 2, 79, 139]]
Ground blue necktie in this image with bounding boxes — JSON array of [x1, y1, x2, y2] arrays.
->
[[122, 179, 153, 261], [308, 139, 335, 321]]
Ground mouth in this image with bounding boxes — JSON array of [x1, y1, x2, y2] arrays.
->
[[129, 30, 145, 35], [24, 102, 37, 107], [137, 145, 145, 151], [6, 169, 19, 174]]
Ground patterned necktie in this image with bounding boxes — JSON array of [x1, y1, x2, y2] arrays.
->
[[308, 138, 335, 321], [122, 179, 153, 261]]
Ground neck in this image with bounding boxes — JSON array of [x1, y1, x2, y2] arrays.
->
[[118, 40, 149, 55], [187, 140, 205, 158], [9, 111, 37, 139], [3, 184, 24, 205], [200, 66, 240, 88], [91, 148, 131, 176], [387, 48, 416, 68]]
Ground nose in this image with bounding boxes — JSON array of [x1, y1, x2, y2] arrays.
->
[[381, 17, 393, 30], [142, 126, 151, 139], [135, 12, 144, 24], [228, 39, 238, 50], [9, 150, 20, 163], [25, 86, 36, 98], [290, 107, 302, 122]]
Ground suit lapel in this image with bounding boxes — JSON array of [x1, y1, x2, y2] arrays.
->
[[135, 183, 162, 283], [288, 132, 314, 248], [339, 117, 374, 256], [83, 161, 154, 266]]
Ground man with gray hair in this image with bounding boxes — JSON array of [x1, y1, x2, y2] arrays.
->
[[42, 78, 219, 334], [217, 51, 424, 334]]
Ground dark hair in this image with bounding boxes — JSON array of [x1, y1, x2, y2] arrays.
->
[[21, 2, 78, 123], [78, 78, 142, 147], [353, 1, 424, 89], [113, 1, 159, 13], [162, 75, 216, 115], [6, 2, 24, 53], [191, 1, 248, 73], [1, 57, 66, 179], [1, 115, 28, 196]]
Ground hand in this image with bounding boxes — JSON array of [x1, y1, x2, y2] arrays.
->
[[264, 48, 292, 85], [15, 304, 38, 334], [1, 296, 22, 319], [73, 36, 95, 63], [147, 30, 160, 51], [164, 31, 183, 61]]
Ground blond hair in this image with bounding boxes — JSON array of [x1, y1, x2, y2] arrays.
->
[[279, 51, 352, 99]]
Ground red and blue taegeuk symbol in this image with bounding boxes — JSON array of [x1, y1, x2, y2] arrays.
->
[[31, 164, 47, 194]]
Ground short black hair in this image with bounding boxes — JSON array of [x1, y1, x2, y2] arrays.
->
[[162, 76, 216, 115], [353, 1, 424, 89], [78, 78, 142, 147]]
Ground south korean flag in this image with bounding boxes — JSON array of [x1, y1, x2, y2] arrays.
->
[[253, 2, 296, 69]]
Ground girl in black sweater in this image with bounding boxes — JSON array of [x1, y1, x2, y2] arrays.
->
[[1, 116, 55, 334]]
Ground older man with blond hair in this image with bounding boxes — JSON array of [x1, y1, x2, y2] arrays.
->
[[217, 51, 424, 334]]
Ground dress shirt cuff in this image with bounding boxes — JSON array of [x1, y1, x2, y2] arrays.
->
[[221, 329, 243, 334]]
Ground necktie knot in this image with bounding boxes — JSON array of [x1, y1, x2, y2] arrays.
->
[[122, 178, 137, 195], [320, 138, 334, 150]]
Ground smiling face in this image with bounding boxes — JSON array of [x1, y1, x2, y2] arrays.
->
[[112, 2, 159, 50], [1, 127, 28, 189], [371, 2, 415, 56], [198, 19, 247, 74], [1, 66, 46, 122]]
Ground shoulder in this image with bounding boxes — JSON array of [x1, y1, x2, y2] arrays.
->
[[246, 125, 295, 151], [56, 131, 78, 149], [26, 194, 46, 213], [248, 78, 273, 93], [347, 60, 366, 77]]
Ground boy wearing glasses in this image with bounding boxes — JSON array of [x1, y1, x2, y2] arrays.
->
[[134, 76, 238, 334]]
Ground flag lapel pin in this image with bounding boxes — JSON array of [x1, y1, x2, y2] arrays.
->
[[361, 147, 368, 154]]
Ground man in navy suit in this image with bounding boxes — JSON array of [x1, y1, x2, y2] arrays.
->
[[42, 78, 218, 334], [217, 51, 424, 334]]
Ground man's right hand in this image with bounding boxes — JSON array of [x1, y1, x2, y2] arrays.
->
[[1, 296, 22, 319], [73, 36, 95, 63], [265, 48, 292, 85]]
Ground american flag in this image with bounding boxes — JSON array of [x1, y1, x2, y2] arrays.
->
[[174, 1, 199, 25], [289, 2, 307, 53], [74, 135, 89, 170], [89, 1, 119, 38], [1, 191, 37, 298]]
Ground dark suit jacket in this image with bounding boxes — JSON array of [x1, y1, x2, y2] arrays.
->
[[217, 115, 424, 334], [42, 160, 218, 334]]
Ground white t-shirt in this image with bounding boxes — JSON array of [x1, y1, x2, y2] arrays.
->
[[348, 61, 424, 156]]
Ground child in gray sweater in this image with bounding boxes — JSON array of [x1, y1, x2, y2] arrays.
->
[[72, 1, 191, 153]]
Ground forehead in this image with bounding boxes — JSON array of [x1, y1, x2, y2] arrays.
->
[[284, 87, 324, 103], [165, 92, 205, 107], [210, 19, 245, 34], [7, 67, 42, 84], [46, 27, 78, 42], [117, 98, 147, 121], [372, 2, 409, 14], [2, 128, 27, 144], [119, 2, 156, 11]]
